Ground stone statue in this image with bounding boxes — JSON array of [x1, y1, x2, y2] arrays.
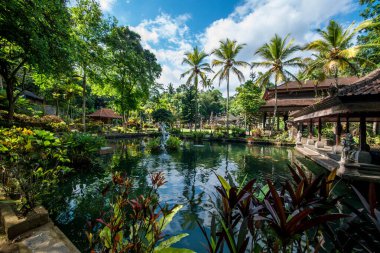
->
[[296, 130, 302, 145], [341, 133, 356, 163]]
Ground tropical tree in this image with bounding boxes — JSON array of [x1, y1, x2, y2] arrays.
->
[[102, 26, 161, 122], [181, 47, 212, 131], [0, 0, 72, 120], [252, 34, 303, 133], [303, 19, 379, 88], [212, 39, 249, 132], [233, 80, 265, 131], [70, 0, 107, 130], [358, 1, 380, 71]]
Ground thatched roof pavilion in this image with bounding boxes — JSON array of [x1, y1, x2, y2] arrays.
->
[[88, 108, 122, 123]]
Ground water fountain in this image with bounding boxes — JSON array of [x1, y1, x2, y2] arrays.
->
[[159, 122, 170, 150]]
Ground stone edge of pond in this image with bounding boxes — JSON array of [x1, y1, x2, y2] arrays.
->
[[0, 202, 80, 253], [104, 132, 159, 139]]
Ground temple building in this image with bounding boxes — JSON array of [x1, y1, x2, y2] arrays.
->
[[291, 69, 380, 181], [259, 77, 358, 130]]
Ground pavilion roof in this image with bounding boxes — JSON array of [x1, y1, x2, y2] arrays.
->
[[88, 108, 122, 119], [290, 69, 380, 122], [338, 68, 380, 96]]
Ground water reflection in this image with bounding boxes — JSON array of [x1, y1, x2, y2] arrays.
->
[[45, 139, 325, 252]]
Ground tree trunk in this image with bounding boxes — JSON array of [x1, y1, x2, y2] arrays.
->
[[55, 99, 59, 116], [226, 73, 230, 134], [5, 79, 15, 120], [271, 82, 278, 136], [82, 70, 87, 132], [194, 75, 198, 132]]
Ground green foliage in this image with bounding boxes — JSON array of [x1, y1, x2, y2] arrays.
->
[[198, 166, 346, 252], [101, 26, 161, 118], [231, 126, 246, 138], [199, 89, 225, 120], [0, 127, 71, 213], [146, 137, 162, 153], [233, 80, 264, 125], [212, 39, 249, 131], [62, 132, 105, 170], [0, 0, 72, 119], [152, 108, 174, 124], [304, 20, 379, 80], [274, 131, 293, 143], [86, 172, 194, 253], [165, 136, 182, 151], [181, 47, 213, 129]]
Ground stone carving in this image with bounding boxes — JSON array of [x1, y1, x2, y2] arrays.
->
[[341, 133, 356, 163], [296, 130, 302, 145]]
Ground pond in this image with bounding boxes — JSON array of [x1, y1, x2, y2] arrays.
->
[[45, 139, 330, 252]]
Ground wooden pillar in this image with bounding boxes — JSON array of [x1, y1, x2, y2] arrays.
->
[[318, 117, 322, 141], [309, 119, 313, 139], [346, 116, 350, 133], [335, 115, 342, 145], [359, 115, 368, 151], [263, 112, 267, 129], [283, 113, 289, 131]]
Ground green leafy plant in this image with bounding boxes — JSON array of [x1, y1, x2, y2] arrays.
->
[[198, 166, 347, 252], [0, 127, 71, 214], [86, 172, 194, 253], [166, 136, 182, 151], [146, 137, 162, 153], [62, 132, 105, 170]]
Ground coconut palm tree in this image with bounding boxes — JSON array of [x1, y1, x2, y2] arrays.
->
[[304, 20, 378, 89], [181, 47, 213, 131], [252, 34, 303, 133], [212, 39, 249, 132]]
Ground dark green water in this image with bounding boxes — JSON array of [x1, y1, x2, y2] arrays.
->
[[45, 140, 330, 252]]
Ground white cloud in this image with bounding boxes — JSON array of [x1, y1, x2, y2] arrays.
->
[[129, 0, 358, 96], [98, 0, 116, 12], [131, 13, 194, 86]]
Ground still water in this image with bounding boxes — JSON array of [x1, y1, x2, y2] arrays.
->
[[45, 139, 327, 252]]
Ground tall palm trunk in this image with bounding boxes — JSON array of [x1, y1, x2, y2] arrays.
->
[[194, 75, 198, 131], [82, 70, 87, 132], [226, 72, 230, 133], [271, 82, 278, 136]]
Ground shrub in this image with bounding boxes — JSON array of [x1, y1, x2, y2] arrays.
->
[[170, 128, 181, 135], [86, 172, 193, 252], [0, 127, 71, 214], [151, 108, 174, 124], [166, 136, 182, 151], [40, 115, 64, 123], [251, 128, 262, 137], [192, 131, 204, 140], [62, 132, 105, 170], [231, 126, 246, 137], [146, 137, 161, 153], [198, 166, 346, 252], [274, 131, 292, 142]]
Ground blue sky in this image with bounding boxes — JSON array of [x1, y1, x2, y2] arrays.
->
[[98, 0, 366, 95]]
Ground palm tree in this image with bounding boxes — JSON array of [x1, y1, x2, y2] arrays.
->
[[252, 34, 303, 133], [212, 39, 249, 132], [181, 47, 212, 131], [304, 20, 378, 89]]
